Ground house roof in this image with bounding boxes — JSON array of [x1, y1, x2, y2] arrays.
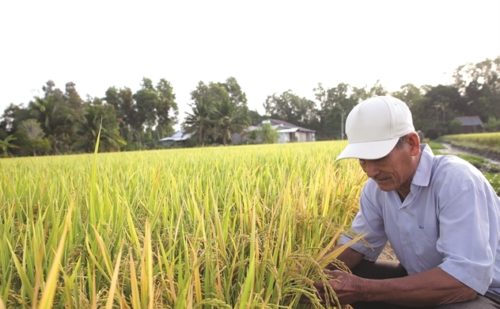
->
[[454, 116, 484, 127], [160, 131, 193, 142], [263, 119, 316, 133]]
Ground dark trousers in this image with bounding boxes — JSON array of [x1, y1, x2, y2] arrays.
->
[[351, 260, 500, 309]]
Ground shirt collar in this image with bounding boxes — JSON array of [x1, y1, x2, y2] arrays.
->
[[412, 144, 434, 187]]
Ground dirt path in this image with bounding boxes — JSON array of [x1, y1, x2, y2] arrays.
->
[[440, 143, 500, 166]]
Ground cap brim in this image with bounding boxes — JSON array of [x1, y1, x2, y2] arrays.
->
[[336, 138, 399, 160]]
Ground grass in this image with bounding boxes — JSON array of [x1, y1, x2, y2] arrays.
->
[[441, 132, 500, 158], [0, 141, 364, 308]]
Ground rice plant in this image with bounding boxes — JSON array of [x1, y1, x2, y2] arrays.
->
[[0, 141, 365, 308]]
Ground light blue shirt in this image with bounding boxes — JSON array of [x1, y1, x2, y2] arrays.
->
[[339, 144, 500, 295]]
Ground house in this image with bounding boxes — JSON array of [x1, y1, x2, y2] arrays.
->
[[159, 131, 193, 147], [266, 119, 316, 143], [234, 119, 316, 144], [453, 116, 484, 133]]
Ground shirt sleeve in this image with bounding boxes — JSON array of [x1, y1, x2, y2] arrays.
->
[[338, 183, 388, 262], [435, 166, 499, 294]]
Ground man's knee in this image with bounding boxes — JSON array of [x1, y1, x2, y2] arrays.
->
[[352, 259, 407, 279]]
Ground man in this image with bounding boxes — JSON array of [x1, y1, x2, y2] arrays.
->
[[318, 96, 500, 308]]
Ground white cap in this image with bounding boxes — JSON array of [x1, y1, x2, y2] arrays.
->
[[336, 96, 415, 160]]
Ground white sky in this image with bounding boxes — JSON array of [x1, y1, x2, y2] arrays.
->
[[0, 0, 499, 127]]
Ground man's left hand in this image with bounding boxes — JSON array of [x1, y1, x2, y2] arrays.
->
[[314, 270, 366, 305]]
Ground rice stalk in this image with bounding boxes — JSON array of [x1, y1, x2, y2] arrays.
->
[[38, 199, 75, 308]]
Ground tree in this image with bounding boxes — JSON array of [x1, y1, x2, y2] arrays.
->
[[155, 79, 178, 140], [259, 123, 279, 144], [264, 90, 317, 128], [184, 82, 216, 145], [133, 78, 178, 148], [105, 86, 138, 145], [184, 78, 249, 145], [1, 103, 32, 134], [350, 81, 388, 102], [453, 56, 500, 121], [74, 98, 126, 152], [0, 135, 18, 157], [314, 83, 357, 139], [104, 78, 178, 150], [28, 81, 83, 153], [391, 84, 424, 109], [248, 110, 264, 126], [14, 119, 50, 156], [411, 85, 462, 138], [214, 79, 250, 145]]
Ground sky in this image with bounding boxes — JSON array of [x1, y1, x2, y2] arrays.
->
[[0, 0, 499, 129]]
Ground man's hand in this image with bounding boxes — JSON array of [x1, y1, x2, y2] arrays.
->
[[314, 270, 366, 305], [314, 267, 477, 307]]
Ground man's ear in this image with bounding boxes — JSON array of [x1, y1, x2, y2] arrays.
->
[[407, 132, 421, 156]]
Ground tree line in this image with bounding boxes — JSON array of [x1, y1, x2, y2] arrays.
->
[[0, 56, 499, 157]]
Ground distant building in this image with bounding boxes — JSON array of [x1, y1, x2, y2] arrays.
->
[[233, 119, 316, 144], [159, 131, 193, 147], [453, 116, 484, 133]]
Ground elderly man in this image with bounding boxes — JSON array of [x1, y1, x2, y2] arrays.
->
[[319, 96, 500, 308]]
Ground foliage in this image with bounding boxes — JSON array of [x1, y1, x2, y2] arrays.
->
[[132, 78, 178, 148], [486, 117, 500, 131], [453, 56, 500, 120], [486, 173, 500, 196], [74, 98, 126, 152], [184, 77, 250, 145], [264, 90, 318, 130], [411, 85, 462, 138], [14, 119, 51, 156], [0, 135, 18, 157], [427, 140, 445, 153], [314, 83, 355, 140], [1, 56, 499, 156], [0, 78, 178, 156], [259, 123, 279, 144]]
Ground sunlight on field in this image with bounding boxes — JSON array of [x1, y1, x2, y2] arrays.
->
[[442, 132, 500, 154], [0, 141, 366, 308]]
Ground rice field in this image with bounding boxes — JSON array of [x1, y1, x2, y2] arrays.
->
[[441, 132, 500, 157], [0, 141, 366, 308]]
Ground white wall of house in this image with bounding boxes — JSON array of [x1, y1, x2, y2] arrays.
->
[[296, 132, 312, 142], [277, 131, 316, 143], [278, 133, 290, 143]]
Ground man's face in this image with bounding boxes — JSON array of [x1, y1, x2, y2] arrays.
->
[[358, 140, 415, 194]]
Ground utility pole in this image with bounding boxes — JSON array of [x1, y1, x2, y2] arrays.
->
[[340, 110, 345, 140]]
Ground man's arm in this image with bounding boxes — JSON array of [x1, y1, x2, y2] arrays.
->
[[320, 267, 477, 307], [335, 247, 365, 270]]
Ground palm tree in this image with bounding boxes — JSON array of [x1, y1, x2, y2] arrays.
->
[[184, 101, 214, 145], [214, 98, 249, 145], [0, 135, 18, 157]]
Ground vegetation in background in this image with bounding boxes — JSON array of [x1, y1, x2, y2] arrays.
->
[[0, 56, 499, 156], [427, 140, 445, 154], [183, 77, 250, 146], [441, 132, 500, 158], [0, 141, 365, 308], [245, 123, 280, 144]]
